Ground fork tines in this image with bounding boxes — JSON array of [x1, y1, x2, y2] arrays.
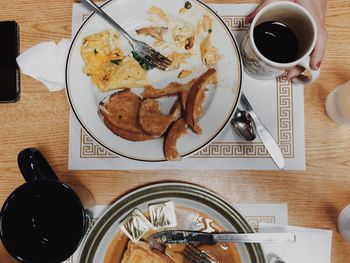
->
[[135, 40, 172, 71], [144, 48, 172, 71], [182, 244, 216, 263]]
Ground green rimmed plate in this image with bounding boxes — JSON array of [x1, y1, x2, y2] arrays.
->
[[78, 183, 266, 262]]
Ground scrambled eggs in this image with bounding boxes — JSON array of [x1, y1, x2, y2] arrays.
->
[[80, 7, 222, 92], [81, 31, 150, 91]]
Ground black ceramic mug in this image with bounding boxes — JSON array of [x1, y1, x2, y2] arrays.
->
[[0, 148, 90, 263]]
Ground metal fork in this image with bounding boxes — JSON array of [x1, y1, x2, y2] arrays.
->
[[182, 244, 217, 263], [79, 0, 172, 70]]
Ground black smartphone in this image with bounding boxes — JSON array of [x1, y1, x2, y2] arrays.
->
[[0, 21, 20, 103]]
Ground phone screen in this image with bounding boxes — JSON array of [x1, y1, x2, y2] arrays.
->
[[0, 21, 20, 102]]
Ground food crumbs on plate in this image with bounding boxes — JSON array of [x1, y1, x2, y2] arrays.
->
[[185, 36, 194, 50], [153, 40, 165, 47], [136, 26, 168, 42], [148, 6, 169, 23], [167, 52, 192, 71], [149, 201, 177, 228], [202, 15, 212, 32], [119, 209, 153, 242], [136, 26, 168, 48], [180, 1, 192, 14], [200, 35, 222, 67], [178, 69, 192, 79], [172, 25, 196, 49], [179, 7, 187, 14], [185, 1, 192, 9]]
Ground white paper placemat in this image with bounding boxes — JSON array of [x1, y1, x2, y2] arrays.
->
[[68, 3, 305, 170], [260, 223, 332, 263], [64, 203, 288, 263]]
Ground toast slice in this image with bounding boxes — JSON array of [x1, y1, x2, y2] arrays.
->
[[99, 89, 156, 141], [139, 99, 178, 137]]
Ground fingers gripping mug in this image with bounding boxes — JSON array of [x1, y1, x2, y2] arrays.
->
[[241, 2, 320, 83], [0, 148, 91, 263]]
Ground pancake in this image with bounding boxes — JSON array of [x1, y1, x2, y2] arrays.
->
[[121, 241, 172, 263]]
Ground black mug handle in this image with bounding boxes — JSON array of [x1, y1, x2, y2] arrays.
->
[[17, 148, 58, 183]]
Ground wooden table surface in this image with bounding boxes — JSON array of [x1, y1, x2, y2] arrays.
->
[[0, 0, 350, 262]]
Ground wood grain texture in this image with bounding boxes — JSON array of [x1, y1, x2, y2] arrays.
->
[[1, 0, 350, 262]]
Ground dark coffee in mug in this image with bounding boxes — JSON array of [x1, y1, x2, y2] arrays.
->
[[0, 148, 89, 263], [1, 181, 85, 262], [253, 20, 299, 63]]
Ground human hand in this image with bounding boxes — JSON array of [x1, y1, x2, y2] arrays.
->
[[247, 0, 328, 80]]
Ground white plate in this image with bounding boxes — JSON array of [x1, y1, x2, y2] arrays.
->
[[78, 183, 265, 263], [66, 0, 242, 161]]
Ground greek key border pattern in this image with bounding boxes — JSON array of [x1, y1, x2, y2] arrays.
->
[[192, 76, 294, 158], [245, 216, 276, 231], [222, 16, 250, 31], [80, 129, 116, 158], [79, 15, 294, 158]]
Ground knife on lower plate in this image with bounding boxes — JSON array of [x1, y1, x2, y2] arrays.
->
[[149, 230, 296, 244], [239, 92, 285, 169]]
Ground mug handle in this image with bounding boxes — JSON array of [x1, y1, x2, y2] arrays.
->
[[292, 56, 320, 85], [17, 148, 58, 182]]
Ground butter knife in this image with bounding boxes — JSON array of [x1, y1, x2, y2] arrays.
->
[[149, 230, 296, 244], [240, 92, 285, 169]]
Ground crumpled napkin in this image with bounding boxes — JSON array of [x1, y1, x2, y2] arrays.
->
[[259, 223, 333, 263], [16, 39, 71, 91]]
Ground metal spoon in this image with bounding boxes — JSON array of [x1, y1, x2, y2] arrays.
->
[[267, 254, 287, 263], [231, 108, 257, 141]]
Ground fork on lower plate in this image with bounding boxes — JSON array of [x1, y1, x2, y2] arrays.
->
[[182, 244, 217, 263], [79, 0, 172, 71]]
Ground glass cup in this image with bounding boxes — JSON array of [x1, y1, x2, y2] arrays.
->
[[325, 80, 350, 126], [240, 2, 319, 83], [0, 148, 92, 263], [337, 204, 350, 242]]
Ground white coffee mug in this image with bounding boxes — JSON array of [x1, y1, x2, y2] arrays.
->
[[240, 2, 319, 83]]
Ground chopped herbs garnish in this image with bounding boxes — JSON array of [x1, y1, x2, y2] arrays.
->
[[94, 48, 98, 55], [208, 28, 212, 34], [110, 59, 122, 65], [131, 51, 154, 71], [185, 1, 192, 9]]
